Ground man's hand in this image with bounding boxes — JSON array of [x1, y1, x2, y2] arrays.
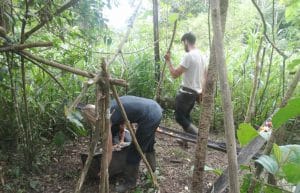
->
[[164, 52, 171, 62]]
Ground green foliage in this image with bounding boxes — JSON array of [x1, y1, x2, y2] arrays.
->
[[256, 144, 300, 184], [237, 123, 259, 147], [272, 98, 300, 129]]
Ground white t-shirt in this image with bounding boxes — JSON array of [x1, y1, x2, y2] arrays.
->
[[180, 49, 206, 94]]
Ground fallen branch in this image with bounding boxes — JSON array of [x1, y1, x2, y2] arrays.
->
[[111, 85, 159, 189], [0, 42, 53, 52]]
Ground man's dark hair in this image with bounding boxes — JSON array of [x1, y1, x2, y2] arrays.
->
[[181, 32, 196, 44]]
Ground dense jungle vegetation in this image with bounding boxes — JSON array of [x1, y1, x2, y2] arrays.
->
[[0, 0, 299, 192]]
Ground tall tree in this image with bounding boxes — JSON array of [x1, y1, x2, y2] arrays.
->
[[191, 0, 228, 192], [211, 0, 239, 192], [153, 0, 160, 82]]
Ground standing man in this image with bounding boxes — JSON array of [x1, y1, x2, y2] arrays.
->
[[110, 95, 162, 192], [164, 32, 206, 135]]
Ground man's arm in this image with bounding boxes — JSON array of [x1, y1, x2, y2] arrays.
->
[[165, 52, 186, 79]]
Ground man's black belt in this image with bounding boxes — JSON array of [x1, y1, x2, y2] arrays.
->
[[180, 86, 199, 95]]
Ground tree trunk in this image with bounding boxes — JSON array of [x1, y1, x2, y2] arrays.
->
[[153, 0, 160, 82], [191, 1, 228, 192], [211, 0, 240, 192]]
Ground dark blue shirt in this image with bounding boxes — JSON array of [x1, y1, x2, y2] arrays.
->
[[110, 96, 162, 136]]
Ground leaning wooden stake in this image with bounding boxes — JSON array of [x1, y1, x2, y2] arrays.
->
[[154, 19, 177, 101], [111, 86, 159, 189], [74, 84, 104, 193]]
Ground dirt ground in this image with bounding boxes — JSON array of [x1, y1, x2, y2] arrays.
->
[[1, 123, 228, 193]]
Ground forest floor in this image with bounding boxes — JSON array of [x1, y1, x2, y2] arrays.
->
[[1, 122, 228, 193]]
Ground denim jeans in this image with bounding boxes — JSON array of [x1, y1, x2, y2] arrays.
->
[[175, 91, 198, 129]]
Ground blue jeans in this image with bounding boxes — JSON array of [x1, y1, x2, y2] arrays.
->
[[175, 91, 198, 129]]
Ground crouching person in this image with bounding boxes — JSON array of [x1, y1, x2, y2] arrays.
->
[[110, 95, 162, 192]]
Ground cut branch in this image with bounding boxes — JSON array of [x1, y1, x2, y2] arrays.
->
[[0, 42, 53, 52], [154, 19, 177, 101]]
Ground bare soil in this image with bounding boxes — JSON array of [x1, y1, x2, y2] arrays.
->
[[1, 123, 228, 193]]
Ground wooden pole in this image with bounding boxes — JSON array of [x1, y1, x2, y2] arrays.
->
[[154, 20, 177, 101], [99, 59, 111, 193]]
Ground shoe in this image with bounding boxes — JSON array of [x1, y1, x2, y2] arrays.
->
[[115, 164, 139, 192], [183, 124, 198, 135], [145, 151, 156, 172]]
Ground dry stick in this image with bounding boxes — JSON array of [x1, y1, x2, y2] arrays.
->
[[211, 67, 300, 193], [251, 0, 287, 59], [99, 60, 110, 193], [74, 82, 104, 193], [111, 85, 159, 189], [154, 19, 177, 101], [244, 36, 263, 123], [23, 0, 80, 41], [211, 0, 239, 192], [0, 42, 53, 52]]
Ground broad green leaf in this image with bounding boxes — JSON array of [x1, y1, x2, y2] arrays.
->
[[282, 163, 300, 184], [272, 98, 300, 129], [279, 145, 300, 164], [237, 123, 259, 147], [273, 144, 282, 164], [255, 155, 278, 174]]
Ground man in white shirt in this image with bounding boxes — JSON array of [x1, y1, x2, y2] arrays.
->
[[165, 32, 206, 135]]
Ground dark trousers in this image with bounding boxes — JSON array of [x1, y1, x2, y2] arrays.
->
[[126, 119, 161, 165], [175, 91, 198, 129]]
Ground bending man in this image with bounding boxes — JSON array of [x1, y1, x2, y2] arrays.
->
[[110, 95, 162, 192]]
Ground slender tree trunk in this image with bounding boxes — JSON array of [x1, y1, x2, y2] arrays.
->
[[211, 0, 239, 192], [244, 37, 263, 123], [191, 1, 228, 192], [153, 0, 160, 82]]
